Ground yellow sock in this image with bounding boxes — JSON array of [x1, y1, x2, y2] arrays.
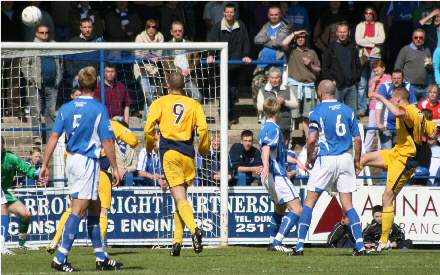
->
[[380, 206, 395, 243], [177, 200, 197, 235], [52, 208, 72, 245], [100, 215, 108, 241], [173, 211, 184, 245]]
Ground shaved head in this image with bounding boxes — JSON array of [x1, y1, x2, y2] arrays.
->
[[318, 80, 336, 98]]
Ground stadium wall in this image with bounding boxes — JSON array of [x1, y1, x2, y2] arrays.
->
[[5, 186, 440, 247]]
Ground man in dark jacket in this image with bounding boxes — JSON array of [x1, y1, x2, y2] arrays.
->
[[327, 214, 355, 248], [322, 21, 361, 113], [363, 205, 408, 250], [207, 3, 252, 125]]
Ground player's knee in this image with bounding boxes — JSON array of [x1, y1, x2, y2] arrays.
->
[[382, 189, 394, 206], [100, 208, 109, 217]]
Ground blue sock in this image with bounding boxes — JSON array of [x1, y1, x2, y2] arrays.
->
[[296, 205, 313, 251], [1, 215, 9, 241], [269, 213, 283, 242], [87, 216, 107, 261], [346, 208, 365, 251], [55, 214, 81, 264], [274, 211, 300, 245]]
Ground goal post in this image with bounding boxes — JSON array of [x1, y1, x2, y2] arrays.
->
[[1, 42, 229, 247]]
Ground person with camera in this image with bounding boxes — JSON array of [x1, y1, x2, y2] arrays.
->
[[363, 205, 410, 251]]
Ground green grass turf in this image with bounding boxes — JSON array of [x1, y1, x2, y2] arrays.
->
[[2, 246, 440, 274]]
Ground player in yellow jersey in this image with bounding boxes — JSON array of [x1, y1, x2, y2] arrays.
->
[[361, 87, 440, 252], [47, 118, 139, 254], [144, 71, 210, 256]]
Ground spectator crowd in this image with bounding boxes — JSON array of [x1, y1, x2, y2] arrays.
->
[[2, 1, 440, 187]]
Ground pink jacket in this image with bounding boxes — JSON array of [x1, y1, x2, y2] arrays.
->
[[368, 74, 391, 109]]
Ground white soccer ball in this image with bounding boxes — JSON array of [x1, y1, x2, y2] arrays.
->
[[21, 6, 42, 27]]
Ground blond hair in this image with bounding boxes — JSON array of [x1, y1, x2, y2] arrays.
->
[[167, 71, 184, 91], [393, 87, 409, 101], [78, 66, 97, 92], [263, 97, 280, 118]]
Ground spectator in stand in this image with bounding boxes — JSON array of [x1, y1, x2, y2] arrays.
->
[[284, 2, 311, 36], [69, 1, 104, 38], [51, 2, 75, 41], [136, 132, 164, 187], [207, 4, 252, 125], [327, 213, 355, 249], [253, 5, 289, 106], [20, 24, 63, 144], [355, 6, 386, 117], [69, 17, 104, 42], [434, 47, 440, 85], [162, 21, 203, 103], [104, 1, 142, 42], [203, 2, 239, 35], [2, 1, 22, 42], [133, 19, 164, 111], [313, 1, 349, 54], [159, 1, 186, 41], [394, 28, 433, 101], [257, 67, 298, 143], [422, 108, 440, 185], [384, 1, 419, 74], [282, 29, 320, 136], [23, 2, 55, 42], [113, 118, 138, 186], [364, 60, 391, 153], [96, 63, 132, 124], [229, 130, 263, 186], [412, 1, 437, 27], [376, 70, 418, 149], [322, 22, 361, 113], [363, 205, 409, 250], [197, 130, 232, 186], [417, 9, 440, 58], [20, 147, 43, 187], [419, 84, 440, 120]]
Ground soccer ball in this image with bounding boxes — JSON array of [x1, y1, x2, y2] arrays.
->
[[21, 6, 42, 27]]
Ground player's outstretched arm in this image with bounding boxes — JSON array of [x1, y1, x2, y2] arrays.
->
[[112, 120, 140, 148], [102, 140, 120, 187], [40, 132, 61, 185]]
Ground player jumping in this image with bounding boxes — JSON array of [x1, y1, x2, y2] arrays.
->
[[144, 71, 210, 256], [290, 80, 366, 256], [40, 66, 123, 272], [1, 137, 41, 255], [361, 86, 440, 252], [259, 97, 303, 253]]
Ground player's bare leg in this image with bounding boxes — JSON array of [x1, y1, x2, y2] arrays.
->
[[1, 203, 14, 255], [170, 184, 202, 254], [8, 201, 38, 250], [360, 151, 386, 169]]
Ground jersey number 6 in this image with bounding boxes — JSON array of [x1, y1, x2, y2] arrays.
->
[[173, 103, 185, 125], [335, 114, 347, 136]]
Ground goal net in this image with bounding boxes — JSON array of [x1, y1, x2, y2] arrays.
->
[[1, 42, 229, 248]]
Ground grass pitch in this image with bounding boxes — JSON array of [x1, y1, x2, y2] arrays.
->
[[2, 246, 439, 274]]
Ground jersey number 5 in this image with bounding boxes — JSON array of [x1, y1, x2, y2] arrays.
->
[[335, 114, 347, 136], [173, 103, 185, 125]]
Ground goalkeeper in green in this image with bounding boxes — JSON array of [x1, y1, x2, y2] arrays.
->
[[1, 137, 40, 254]]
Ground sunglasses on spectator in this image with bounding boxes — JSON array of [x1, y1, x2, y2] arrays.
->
[[38, 31, 49, 34], [364, 12, 373, 15], [147, 25, 157, 29], [413, 36, 424, 40], [297, 35, 307, 39]]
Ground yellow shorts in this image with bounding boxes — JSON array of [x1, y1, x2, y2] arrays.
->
[[381, 148, 415, 194], [98, 171, 112, 209], [162, 150, 195, 188]]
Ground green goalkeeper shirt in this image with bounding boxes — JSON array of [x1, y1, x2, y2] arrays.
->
[[1, 151, 39, 191]]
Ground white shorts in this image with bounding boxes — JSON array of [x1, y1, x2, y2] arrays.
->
[[307, 153, 356, 193], [65, 153, 100, 200], [263, 175, 299, 205], [1, 190, 7, 205]]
